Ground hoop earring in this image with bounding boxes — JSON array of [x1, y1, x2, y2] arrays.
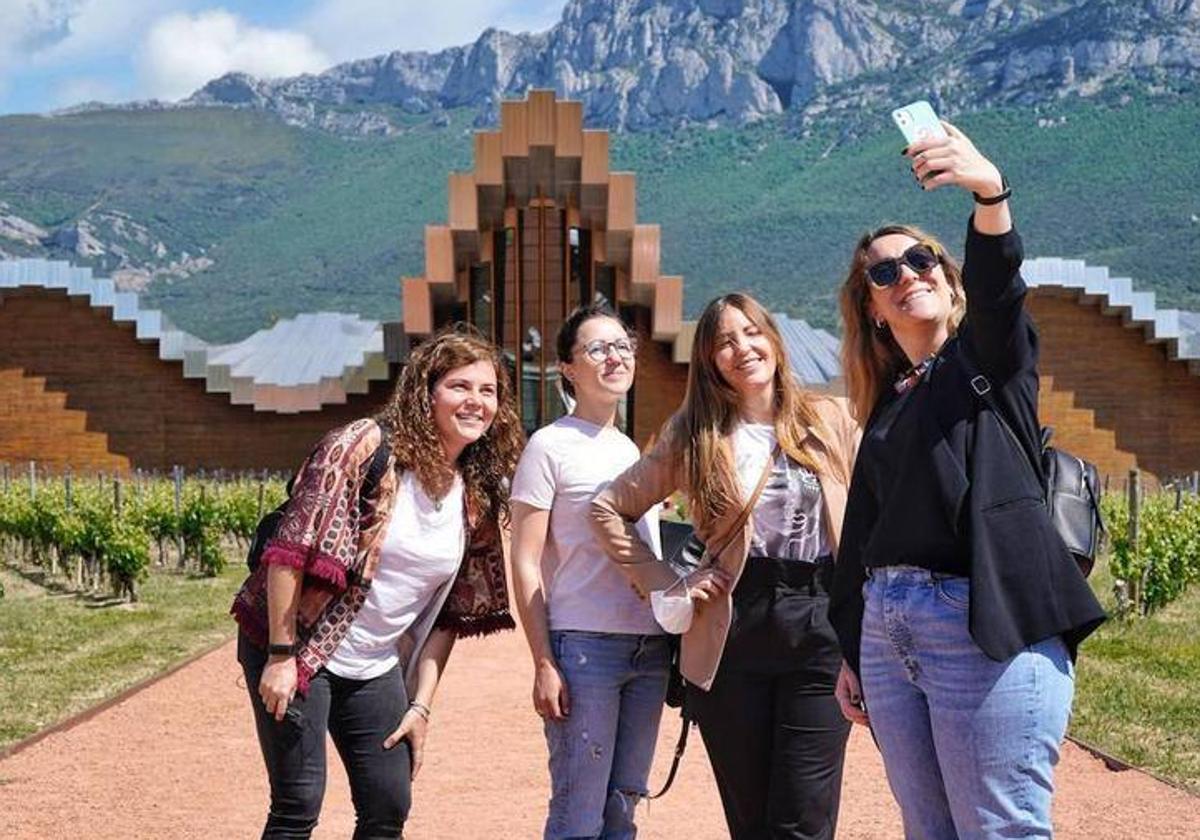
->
[[873, 318, 887, 331]]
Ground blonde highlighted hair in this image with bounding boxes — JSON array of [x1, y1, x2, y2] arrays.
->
[[839, 225, 966, 423], [667, 292, 837, 525]]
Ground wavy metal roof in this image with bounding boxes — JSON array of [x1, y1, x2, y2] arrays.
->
[[774, 314, 843, 389], [1022, 257, 1200, 374], [0, 258, 393, 413]]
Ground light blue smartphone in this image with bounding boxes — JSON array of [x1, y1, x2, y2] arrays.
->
[[891, 100, 948, 146]]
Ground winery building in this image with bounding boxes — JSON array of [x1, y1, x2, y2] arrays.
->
[[1, 91, 1197, 483]]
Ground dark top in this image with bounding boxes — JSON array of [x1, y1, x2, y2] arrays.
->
[[857, 365, 972, 576], [830, 216, 1107, 674]]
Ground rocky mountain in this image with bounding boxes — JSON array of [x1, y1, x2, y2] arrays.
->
[[182, 0, 1200, 134]]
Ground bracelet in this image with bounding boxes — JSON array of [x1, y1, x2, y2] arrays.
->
[[973, 175, 1011, 206], [408, 701, 431, 721], [268, 642, 296, 657]]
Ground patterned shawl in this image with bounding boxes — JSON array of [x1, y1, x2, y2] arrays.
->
[[231, 418, 514, 693]]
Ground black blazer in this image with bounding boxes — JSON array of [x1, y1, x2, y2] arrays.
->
[[830, 218, 1106, 674]]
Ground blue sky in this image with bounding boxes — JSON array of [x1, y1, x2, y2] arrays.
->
[[0, 0, 565, 115]]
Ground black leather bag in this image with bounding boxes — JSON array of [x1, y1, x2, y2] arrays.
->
[[658, 520, 705, 710], [1040, 438, 1103, 578], [966, 372, 1103, 578]]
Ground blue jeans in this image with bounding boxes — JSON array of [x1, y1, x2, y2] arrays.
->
[[544, 630, 670, 840], [860, 567, 1074, 840]]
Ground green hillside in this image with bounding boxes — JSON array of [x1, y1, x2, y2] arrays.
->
[[1, 97, 1197, 341]]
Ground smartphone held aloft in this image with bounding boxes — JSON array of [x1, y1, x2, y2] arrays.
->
[[892, 100, 948, 146]]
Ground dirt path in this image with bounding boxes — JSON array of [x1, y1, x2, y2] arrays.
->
[[2, 628, 1197, 839]]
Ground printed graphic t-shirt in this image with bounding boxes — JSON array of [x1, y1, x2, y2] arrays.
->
[[732, 422, 829, 562]]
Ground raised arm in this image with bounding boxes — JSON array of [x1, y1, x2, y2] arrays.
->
[[588, 428, 683, 598], [907, 120, 1029, 383]]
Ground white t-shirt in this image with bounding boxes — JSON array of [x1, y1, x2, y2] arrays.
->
[[733, 422, 829, 563], [511, 415, 663, 635], [326, 470, 465, 680]]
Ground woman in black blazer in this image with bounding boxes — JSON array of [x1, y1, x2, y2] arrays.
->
[[829, 122, 1105, 840]]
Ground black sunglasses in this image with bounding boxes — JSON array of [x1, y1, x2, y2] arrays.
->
[[866, 243, 940, 288]]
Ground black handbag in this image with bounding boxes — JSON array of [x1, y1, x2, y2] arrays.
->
[[965, 369, 1103, 577]]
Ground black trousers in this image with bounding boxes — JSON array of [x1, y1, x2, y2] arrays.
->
[[239, 634, 412, 840], [687, 559, 849, 840]]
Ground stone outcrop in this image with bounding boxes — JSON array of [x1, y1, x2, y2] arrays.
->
[[179, 0, 1200, 134]]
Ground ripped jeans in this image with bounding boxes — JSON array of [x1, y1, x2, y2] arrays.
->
[[544, 630, 670, 840]]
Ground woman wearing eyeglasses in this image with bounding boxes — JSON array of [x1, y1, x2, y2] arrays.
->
[[510, 304, 670, 839], [830, 123, 1105, 839], [589, 292, 860, 840]]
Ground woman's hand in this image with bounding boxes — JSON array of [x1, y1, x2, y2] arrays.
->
[[532, 658, 571, 721], [384, 708, 429, 780], [259, 656, 298, 722], [685, 566, 733, 611], [835, 661, 870, 727], [906, 121, 1004, 199]]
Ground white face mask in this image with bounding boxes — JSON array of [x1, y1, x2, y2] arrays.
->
[[650, 576, 694, 634]]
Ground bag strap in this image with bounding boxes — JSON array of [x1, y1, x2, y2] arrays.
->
[[647, 442, 779, 801], [648, 710, 692, 799], [957, 349, 1043, 491], [360, 422, 393, 502], [706, 442, 780, 561]]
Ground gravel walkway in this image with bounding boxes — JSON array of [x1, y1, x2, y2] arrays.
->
[[2, 630, 1197, 838]]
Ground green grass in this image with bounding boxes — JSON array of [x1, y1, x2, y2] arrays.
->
[[0, 561, 245, 750], [2, 549, 1198, 791], [1072, 560, 1200, 792], [2, 95, 1198, 340]]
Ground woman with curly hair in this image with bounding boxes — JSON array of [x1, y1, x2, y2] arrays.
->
[[231, 326, 524, 839]]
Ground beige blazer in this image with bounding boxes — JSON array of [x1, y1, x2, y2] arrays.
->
[[589, 395, 860, 691]]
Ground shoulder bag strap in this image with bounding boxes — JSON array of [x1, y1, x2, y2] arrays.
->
[[705, 442, 780, 560], [648, 443, 779, 801]]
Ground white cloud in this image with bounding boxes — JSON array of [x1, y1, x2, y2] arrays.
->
[[300, 0, 565, 65], [52, 74, 121, 107], [136, 9, 331, 101], [0, 0, 175, 65]]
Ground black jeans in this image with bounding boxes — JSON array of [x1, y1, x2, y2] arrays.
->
[[239, 634, 412, 839], [687, 559, 849, 840]]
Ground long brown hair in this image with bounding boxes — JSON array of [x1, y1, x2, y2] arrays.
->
[[839, 224, 966, 423], [376, 325, 524, 524], [668, 292, 836, 525]]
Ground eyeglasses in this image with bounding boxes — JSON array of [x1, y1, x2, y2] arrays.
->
[[866, 243, 941, 289], [576, 337, 638, 363]]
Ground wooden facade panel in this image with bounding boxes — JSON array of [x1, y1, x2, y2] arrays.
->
[[555, 101, 583, 157], [448, 173, 478, 232], [581, 130, 610, 185], [501, 100, 529, 158], [607, 173, 636, 234], [474, 132, 503, 186], [528, 90, 556, 147], [424, 225, 455, 285], [652, 276, 683, 342], [402, 277, 432, 335], [628, 305, 688, 447], [630, 224, 661, 287]]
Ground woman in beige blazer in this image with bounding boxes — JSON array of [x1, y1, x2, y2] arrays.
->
[[590, 292, 859, 840]]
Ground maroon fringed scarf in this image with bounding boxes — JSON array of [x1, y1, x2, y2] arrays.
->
[[231, 418, 514, 693]]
